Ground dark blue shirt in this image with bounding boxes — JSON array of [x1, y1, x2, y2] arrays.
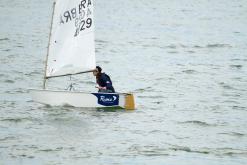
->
[[97, 73, 115, 93]]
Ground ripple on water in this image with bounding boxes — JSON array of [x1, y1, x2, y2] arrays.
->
[[230, 58, 246, 61], [24, 71, 41, 76], [165, 44, 177, 49], [168, 145, 210, 154], [206, 44, 232, 48], [182, 69, 197, 74], [15, 45, 24, 48], [229, 64, 243, 69], [4, 79, 15, 84], [167, 51, 179, 54], [15, 88, 27, 94], [190, 44, 232, 49], [0, 38, 9, 41], [178, 120, 217, 127], [1, 49, 11, 52], [219, 82, 235, 90], [215, 148, 247, 157], [138, 95, 165, 99], [186, 50, 195, 54], [0, 118, 30, 123], [193, 45, 203, 49], [168, 144, 247, 156], [232, 106, 246, 111], [5, 90, 19, 94], [218, 132, 245, 137], [0, 136, 16, 142], [0, 101, 16, 108], [38, 147, 63, 152], [129, 145, 169, 156], [129, 144, 247, 157], [134, 86, 153, 92], [151, 101, 164, 105], [95, 39, 108, 43]]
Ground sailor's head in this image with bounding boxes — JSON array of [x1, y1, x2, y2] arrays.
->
[[93, 66, 102, 76]]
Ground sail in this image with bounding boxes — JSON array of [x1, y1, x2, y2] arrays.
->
[[46, 0, 95, 78]]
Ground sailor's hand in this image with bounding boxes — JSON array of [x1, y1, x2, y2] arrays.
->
[[95, 86, 106, 90], [99, 86, 106, 90]]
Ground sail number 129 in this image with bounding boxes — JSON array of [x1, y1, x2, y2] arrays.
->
[[74, 18, 92, 37], [80, 18, 92, 30]]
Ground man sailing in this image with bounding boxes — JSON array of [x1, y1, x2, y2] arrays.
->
[[93, 66, 115, 93]]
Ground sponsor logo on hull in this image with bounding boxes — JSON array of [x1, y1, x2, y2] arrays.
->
[[92, 93, 119, 106]]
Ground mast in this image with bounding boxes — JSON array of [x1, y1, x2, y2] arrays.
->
[[43, 1, 56, 89]]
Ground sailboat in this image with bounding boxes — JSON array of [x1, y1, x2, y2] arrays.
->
[[30, 0, 135, 110]]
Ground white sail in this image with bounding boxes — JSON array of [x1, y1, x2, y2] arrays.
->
[[46, 0, 95, 78]]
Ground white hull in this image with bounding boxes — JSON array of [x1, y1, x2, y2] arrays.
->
[[29, 89, 135, 110]]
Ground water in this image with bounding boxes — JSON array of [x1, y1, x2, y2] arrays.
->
[[0, 0, 247, 164]]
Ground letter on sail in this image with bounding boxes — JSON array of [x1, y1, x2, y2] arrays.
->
[[46, 0, 96, 78]]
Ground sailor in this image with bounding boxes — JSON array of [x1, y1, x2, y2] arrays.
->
[[93, 66, 115, 93]]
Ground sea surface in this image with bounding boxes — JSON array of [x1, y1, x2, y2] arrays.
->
[[0, 0, 247, 164]]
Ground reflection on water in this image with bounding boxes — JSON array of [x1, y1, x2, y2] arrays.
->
[[0, 0, 247, 164]]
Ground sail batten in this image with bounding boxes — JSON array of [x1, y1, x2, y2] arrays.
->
[[46, 0, 95, 78]]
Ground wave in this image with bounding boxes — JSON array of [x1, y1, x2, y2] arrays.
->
[[0, 38, 9, 41], [38, 147, 63, 152], [231, 58, 247, 61], [126, 145, 247, 157], [178, 120, 216, 127], [167, 144, 247, 156], [193, 45, 203, 48], [2, 49, 11, 52], [206, 44, 232, 48], [1, 117, 30, 123], [218, 82, 235, 90], [16, 45, 24, 48], [167, 51, 179, 54], [182, 69, 197, 74], [3, 79, 15, 83], [128, 145, 169, 156], [138, 95, 165, 99], [169, 145, 211, 154], [166, 44, 177, 49], [162, 43, 232, 50], [24, 71, 41, 76], [230, 64, 243, 69], [215, 148, 247, 156], [186, 50, 195, 54], [134, 87, 153, 92], [218, 132, 245, 137], [232, 106, 246, 110], [95, 39, 108, 44], [0, 136, 15, 141]]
